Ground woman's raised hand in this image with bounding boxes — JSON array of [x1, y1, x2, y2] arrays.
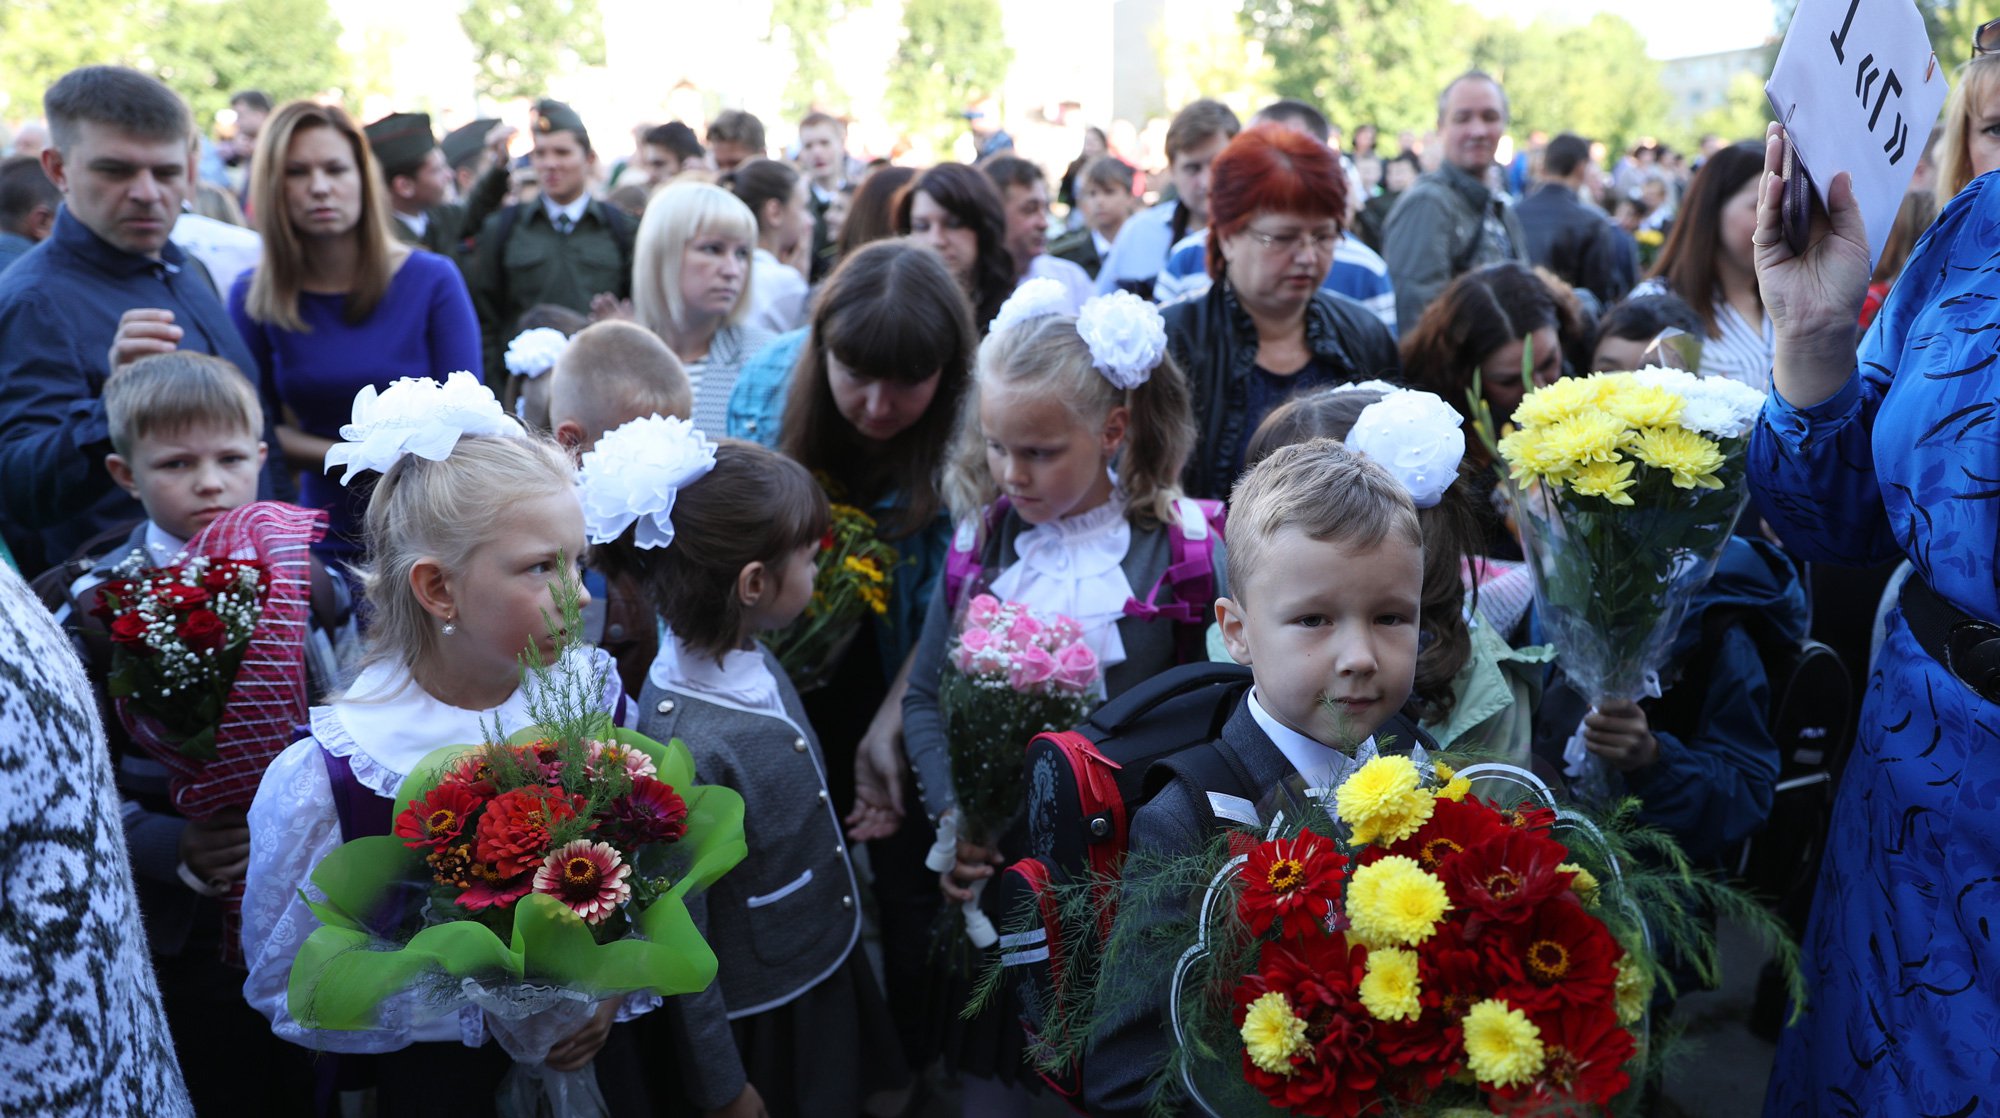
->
[[1756, 123, 1873, 407]]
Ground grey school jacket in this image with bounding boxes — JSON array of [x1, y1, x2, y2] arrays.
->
[[636, 651, 861, 1110]]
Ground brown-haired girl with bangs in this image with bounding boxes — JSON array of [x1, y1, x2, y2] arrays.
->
[[583, 431, 909, 1118], [901, 289, 1225, 1112]]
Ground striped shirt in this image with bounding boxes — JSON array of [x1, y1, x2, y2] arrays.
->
[[1152, 231, 1399, 336], [1629, 277, 1772, 391]]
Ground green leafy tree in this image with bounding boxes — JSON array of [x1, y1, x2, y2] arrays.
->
[[459, 0, 607, 105], [1238, 0, 1472, 139], [769, 0, 854, 119], [884, 0, 1011, 158], [1472, 13, 1670, 156]]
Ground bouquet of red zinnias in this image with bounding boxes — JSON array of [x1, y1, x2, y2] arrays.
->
[[927, 594, 1102, 946], [95, 555, 265, 762], [1219, 756, 1645, 1115]]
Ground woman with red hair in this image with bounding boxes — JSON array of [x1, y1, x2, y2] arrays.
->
[[1161, 123, 1401, 499]]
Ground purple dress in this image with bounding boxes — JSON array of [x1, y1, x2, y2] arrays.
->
[[229, 251, 481, 561]]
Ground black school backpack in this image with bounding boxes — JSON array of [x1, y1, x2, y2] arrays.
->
[[1647, 605, 1856, 916], [981, 661, 1435, 1104]]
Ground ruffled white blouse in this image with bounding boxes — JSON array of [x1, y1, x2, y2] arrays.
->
[[240, 647, 633, 1053], [649, 632, 783, 716], [988, 498, 1137, 674]]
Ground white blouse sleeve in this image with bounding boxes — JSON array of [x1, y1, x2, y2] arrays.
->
[[241, 739, 469, 1052]]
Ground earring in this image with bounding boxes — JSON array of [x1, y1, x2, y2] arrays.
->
[[441, 615, 458, 636]]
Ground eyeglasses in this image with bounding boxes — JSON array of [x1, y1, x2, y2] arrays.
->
[[1243, 227, 1342, 256], [1977, 17, 2000, 58]]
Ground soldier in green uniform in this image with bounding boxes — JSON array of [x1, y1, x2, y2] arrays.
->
[[468, 99, 637, 386], [365, 112, 513, 266], [442, 117, 504, 200]]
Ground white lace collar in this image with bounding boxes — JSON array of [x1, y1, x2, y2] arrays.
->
[[988, 494, 1134, 673], [648, 630, 783, 716], [1247, 688, 1378, 792], [318, 651, 589, 797]]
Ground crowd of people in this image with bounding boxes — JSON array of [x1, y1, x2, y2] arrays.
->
[[2, 35, 1999, 1118]]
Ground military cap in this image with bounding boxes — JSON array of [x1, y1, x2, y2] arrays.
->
[[532, 99, 590, 148], [442, 117, 501, 170], [363, 112, 436, 178]]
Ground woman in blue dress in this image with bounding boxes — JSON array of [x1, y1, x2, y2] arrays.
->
[[1750, 119, 2000, 1114]]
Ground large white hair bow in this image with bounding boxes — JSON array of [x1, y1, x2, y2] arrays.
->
[[505, 328, 570, 379], [1345, 388, 1467, 510], [1077, 291, 1167, 390], [990, 276, 1073, 336], [323, 372, 519, 485], [577, 414, 718, 548]]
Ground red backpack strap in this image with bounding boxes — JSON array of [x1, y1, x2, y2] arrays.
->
[[1124, 498, 1226, 660], [943, 497, 1012, 611]]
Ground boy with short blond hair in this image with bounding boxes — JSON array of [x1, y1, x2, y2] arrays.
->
[[1084, 438, 1432, 1117], [545, 319, 694, 454]]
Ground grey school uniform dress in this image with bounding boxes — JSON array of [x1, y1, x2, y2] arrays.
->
[[635, 635, 905, 1118]]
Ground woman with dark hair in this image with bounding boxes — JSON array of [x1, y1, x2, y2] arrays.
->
[[1163, 122, 1401, 500], [720, 157, 815, 333], [727, 242, 979, 1087], [895, 162, 1014, 330], [836, 165, 915, 259], [229, 99, 480, 563], [1629, 141, 1771, 388]]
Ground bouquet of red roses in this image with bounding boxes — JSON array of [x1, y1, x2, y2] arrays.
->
[[96, 554, 265, 762]]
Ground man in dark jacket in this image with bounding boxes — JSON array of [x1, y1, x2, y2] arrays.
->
[[0, 66, 290, 575], [1515, 132, 1637, 315], [363, 110, 509, 262], [1382, 71, 1529, 334]]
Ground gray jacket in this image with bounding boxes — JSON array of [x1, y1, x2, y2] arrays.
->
[[636, 652, 862, 1111], [1382, 161, 1530, 335], [900, 509, 1227, 821]]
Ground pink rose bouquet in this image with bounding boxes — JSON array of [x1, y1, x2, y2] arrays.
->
[[930, 596, 1102, 945]]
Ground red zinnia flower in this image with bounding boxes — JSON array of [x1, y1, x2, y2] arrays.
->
[[474, 786, 582, 877], [441, 752, 500, 797], [1364, 796, 1510, 877], [178, 608, 228, 652], [394, 783, 487, 849], [1489, 896, 1622, 1014], [532, 840, 633, 924], [1233, 935, 1384, 1118], [600, 777, 688, 848], [459, 870, 534, 912], [1494, 1006, 1636, 1109], [1440, 827, 1576, 934], [1238, 830, 1347, 938], [108, 612, 149, 646]]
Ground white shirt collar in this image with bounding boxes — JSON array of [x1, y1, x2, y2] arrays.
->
[[986, 495, 1133, 676], [544, 194, 590, 227], [331, 657, 559, 780], [647, 630, 783, 715], [142, 521, 188, 567], [394, 209, 429, 237], [1092, 229, 1113, 256], [1247, 688, 1377, 791]]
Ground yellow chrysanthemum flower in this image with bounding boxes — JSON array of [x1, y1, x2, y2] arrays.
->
[[1567, 458, 1638, 505], [1346, 855, 1452, 948], [1604, 384, 1685, 430], [1538, 410, 1628, 472], [1510, 376, 1604, 429], [1560, 862, 1600, 906], [1359, 947, 1423, 1022], [1462, 999, 1545, 1088], [1630, 425, 1725, 489], [1240, 990, 1310, 1075], [1433, 761, 1471, 802], [1615, 955, 1651, 1026], [843, 556, 887, 583], [1335, 756, 1436, 846]]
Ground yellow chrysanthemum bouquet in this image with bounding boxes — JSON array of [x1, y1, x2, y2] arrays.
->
[[765, 501, 899, 692], [1479, 366, 1766, 793]]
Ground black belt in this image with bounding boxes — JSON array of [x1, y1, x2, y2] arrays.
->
[[1900, 574, 2000, 705]]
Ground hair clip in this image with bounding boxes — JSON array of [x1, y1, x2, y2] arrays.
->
[[1345, 388, 1467, 509], [324, 372, 520, 485], [1076, 290, 1166, 390], [577, 414, 718, 548]]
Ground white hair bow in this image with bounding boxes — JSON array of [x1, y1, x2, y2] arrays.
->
[[577, 414, 718, 548], [324, 372, 520, 485]]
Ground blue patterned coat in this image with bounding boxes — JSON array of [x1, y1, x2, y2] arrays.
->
[[1754, 172, 2000, 1116]]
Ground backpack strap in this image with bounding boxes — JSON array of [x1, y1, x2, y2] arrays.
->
[[1148, 738, 1262, 833], [1124, 498, 1226, 662], [944, 497, 1012, 611]]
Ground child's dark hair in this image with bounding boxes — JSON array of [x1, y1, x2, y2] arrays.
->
[[1246, 388, 1475, 723], [592, 440, 830, 663], [778, 240, 977, 539], [514, 303, 590, 336], [1593, 292, 1703, 358]]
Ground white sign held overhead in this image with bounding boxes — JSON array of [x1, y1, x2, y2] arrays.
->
[[1765, 0, 1949, 266]]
